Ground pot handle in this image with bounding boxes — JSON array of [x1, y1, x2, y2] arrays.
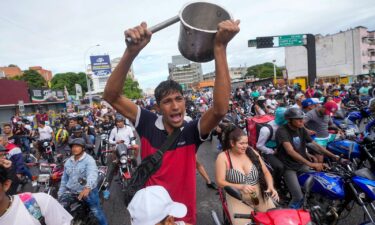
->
[[126, 15, 180, 43]]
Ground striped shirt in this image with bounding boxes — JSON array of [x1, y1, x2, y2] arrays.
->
[[225, 151, 259, 185]]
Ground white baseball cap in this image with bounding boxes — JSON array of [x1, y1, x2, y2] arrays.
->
[[128, 185, 187, 225]]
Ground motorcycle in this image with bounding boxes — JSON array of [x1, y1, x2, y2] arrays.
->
[[99, 132, 112, 166], [64, 193, 100, 225], [38, 139, 54, 163], [116, 142, 137, 190], [32, 161, 64, 198], [299, 160, 375, 225], [212, 186, 312, 225]]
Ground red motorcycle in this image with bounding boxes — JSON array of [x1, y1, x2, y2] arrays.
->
[[212, 186, 312, 225], [32, 155, 64, 198]]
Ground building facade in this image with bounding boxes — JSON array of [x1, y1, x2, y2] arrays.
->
[[285, 26, 375, 83], [202, 67, 247, 81], [168, 55, 202, 90], [0, 66, 23, 78]]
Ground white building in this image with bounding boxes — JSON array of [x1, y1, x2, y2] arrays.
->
[[285, 26, 375, 83], [168, 55, 203, 90], [202, 67, 247, 81]]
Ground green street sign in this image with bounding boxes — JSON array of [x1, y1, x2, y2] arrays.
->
[[248, 39, 257, 47], [278, 34, 304, 47]]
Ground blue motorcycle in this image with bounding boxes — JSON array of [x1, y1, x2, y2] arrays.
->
[[299, 161, 375, 225]]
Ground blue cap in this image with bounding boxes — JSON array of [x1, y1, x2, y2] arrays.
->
[[302, 98, 317, 108]]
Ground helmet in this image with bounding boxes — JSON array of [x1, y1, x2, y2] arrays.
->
[[115, 115, 125, 122], [72, 125, 83, 133], [284, 107, 305, 120], [69, 138, 86, 148], [275, 107, 288, 126]]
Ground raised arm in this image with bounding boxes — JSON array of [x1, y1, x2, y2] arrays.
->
[[103, 22, 152, 124], [200, 20, 240, 136]]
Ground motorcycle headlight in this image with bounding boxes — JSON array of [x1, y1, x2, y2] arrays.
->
[[120, 155, 127, 164], [101, 134, 108, 140], [43, 142, 49, 147]]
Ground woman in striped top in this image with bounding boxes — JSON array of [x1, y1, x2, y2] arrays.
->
[[215, 124, 278, 225]]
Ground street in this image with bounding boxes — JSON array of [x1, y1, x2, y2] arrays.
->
[[100, 137, 366, 225]]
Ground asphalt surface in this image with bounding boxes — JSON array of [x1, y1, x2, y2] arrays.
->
[[25, 136, 372, 225]]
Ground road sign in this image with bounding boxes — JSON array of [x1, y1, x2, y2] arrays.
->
[[248, 39, 257, 47], [278, 34, 304, 47], [18, 100, 24, 112]]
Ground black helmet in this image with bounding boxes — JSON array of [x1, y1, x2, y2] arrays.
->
[[284, 107, 305, 119], [69, 138, 86, 148], [72, 125, 83, 133]]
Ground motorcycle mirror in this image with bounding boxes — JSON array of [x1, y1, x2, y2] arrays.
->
[[224, 186, 242, 201]]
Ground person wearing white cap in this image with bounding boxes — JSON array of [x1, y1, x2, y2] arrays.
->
[[128, 185, 188, 225], [291, 93, 306, 109]]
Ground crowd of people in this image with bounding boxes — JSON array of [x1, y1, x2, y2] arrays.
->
[[1, 18, 375, 225]]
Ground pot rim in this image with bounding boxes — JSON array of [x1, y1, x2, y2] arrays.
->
[[179, 0, 233, 33]]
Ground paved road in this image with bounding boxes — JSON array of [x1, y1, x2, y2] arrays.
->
[[26, 136, 371, 225]]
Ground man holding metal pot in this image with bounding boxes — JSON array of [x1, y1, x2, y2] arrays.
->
[[104, 19, 239, 224]]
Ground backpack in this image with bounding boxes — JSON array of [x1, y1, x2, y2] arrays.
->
[[246, 115, 275, 149], [18, 192, 46, 225]]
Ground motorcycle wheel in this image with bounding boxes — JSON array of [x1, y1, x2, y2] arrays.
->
[[47, 154, 54, 163]]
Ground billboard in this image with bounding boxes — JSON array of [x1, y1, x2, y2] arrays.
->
[[90, 55, 112, 77], [30, 88, 65, 103]]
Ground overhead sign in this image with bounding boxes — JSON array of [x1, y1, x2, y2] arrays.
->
[[248, 34, 306, 48], [30, 89, 65, 103], [90, 55, 112, 77], [278, 34, 304, 47]]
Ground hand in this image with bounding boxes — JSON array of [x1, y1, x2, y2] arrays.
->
[[307, 129, 316, 135], [214, 20, 240, 48], [124, 22, 152, 54], [16, 174, 22, 179], [306, 153, 318, 163], [78, 187, 91, 200], [311, 163, 328, 172], [240, 184, 256, 195], [265, 187, 279, 202], [0, 158, 12, 168]]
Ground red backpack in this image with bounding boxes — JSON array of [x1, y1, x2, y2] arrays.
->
[[246, 115, 275, 148]]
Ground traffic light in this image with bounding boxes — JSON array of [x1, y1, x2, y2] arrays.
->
[[256, 37, 274, 48]]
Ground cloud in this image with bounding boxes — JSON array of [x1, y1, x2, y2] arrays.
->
[[0, 0, 374, 89]]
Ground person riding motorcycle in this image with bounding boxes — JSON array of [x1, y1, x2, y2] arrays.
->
[[58, 138, 108, 225], [68, 125, 95, 157], [275, 107, 341, 209], [256, 107, 286, 190], [99, 114, 114, 134], [108, 115, 138, 156]]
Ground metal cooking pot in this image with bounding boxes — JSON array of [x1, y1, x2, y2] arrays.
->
[[178, 1, 232, 62], [126, 1, 232, 63]]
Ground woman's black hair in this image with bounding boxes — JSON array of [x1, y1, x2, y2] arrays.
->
[[0, 165, 10, 184], [154, 80, 183, 105], [221, 125, 268, 200]]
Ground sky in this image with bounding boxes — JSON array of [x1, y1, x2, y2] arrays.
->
[[1, 0, 375, 90]]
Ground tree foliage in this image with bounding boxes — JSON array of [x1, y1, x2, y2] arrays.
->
[[10, 70, 46, 88], [50, 72, 89, 94], [245, 62, 283, 79], [122, 78, 143, 99]]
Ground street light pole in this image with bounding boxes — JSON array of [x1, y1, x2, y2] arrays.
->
[[83, 44, 100, 108], [272, 59, 276, 86]]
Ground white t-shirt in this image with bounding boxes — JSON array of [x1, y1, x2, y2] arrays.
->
[[38, 126, 53, 140], [109, 125, 135, 145], [0, 193, 72, 225]]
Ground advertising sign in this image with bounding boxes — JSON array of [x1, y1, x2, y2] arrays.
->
[[90, 55, 112, 77], [75, 84, 83, 97], [30, 89, 65, 103]]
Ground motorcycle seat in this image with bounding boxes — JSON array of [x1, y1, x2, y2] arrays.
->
[[354, 168, 375, 181]]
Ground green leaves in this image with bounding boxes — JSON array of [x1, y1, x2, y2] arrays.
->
[[50, 72, 89, 95], [11, 70, 46, 88], [122, 78, 142, 99], [245, 62, 283, 79]]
